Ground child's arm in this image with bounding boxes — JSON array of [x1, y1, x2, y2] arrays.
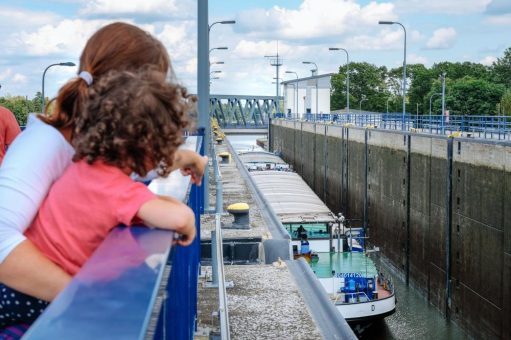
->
[[137, 197, 196, 246], [171, 150, 208, 186]]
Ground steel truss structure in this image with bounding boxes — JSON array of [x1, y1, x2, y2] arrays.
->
[[210, 94, 283, 128]]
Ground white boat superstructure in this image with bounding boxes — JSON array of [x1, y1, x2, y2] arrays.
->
[[236, 150, 396, 325]]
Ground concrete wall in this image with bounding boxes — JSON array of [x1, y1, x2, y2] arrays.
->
[[270, 119, 511, 340]]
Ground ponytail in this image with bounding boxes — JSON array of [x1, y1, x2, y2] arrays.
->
[[39, 76, 90, 129], [39, 22, 171, 136]]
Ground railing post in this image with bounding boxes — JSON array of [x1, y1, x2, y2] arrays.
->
[[211, 230, 218, 286]]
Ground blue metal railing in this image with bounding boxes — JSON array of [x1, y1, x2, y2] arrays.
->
[[24, 134, 204, 340], [156, 130, 204, 339], [280, 113, 511, 140]]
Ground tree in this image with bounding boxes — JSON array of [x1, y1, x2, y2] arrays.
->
[[500, 89, 511, 115], [331, 62, 388, 112], [491, 47, 511, 88], [402, 64, 432, 115], [0, 93, 43, 125], [431, 61, 491, 81], [437, 77, 505, 115]]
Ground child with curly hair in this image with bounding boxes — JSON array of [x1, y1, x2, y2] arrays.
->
[[0, 68, 201, 328]]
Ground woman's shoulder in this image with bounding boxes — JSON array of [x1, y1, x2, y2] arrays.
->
[[2, 114, 74, 174]]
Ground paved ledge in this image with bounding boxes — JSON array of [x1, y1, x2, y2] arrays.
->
[[196, 138, 324, 339], [200, 141, 269, 241]]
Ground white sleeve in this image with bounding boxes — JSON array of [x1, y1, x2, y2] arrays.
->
[[0, 114, 74, 262]]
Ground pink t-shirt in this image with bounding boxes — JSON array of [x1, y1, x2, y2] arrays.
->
[[0, 106, 21, 165], [25, 160, 156, 275]]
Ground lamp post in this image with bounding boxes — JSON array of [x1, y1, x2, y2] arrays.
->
[[209, 46, 228, 54], [209, 20, 235, 32], [41, 62, 75, 110], [210, 70, 222, 76], [359, 95, 367, 112], [441, 72, 447, 135], [204, 18, 235, 210], [210, 61, 224, 66], [427, 93, 440, 133], [379, 20, 407, 130], [303, 61, 318, 119], [285, 70, 299, 119], [328, 47, 350, 115]]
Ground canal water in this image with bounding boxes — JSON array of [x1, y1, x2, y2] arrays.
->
[[227, 134, 467, 340]]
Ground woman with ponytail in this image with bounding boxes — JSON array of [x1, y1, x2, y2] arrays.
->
[[0, 22, 205, 307]]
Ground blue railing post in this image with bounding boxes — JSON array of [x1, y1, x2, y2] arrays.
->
[[154, 133, 203, 340]]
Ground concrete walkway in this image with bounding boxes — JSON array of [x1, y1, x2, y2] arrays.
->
[[195, 140, 322, 339]]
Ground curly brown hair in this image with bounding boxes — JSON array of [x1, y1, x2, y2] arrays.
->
[[72, 68, 195, 177]]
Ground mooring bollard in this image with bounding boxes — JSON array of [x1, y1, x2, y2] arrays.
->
[[226, 203, 250, 229]]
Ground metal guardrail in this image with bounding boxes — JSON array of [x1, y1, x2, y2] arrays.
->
[[214, 213, 231, 340], [280, 113, 511, 140], [24, 135, 204, 340]]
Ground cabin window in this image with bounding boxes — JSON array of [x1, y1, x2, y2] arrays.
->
[[284, 223, 330, 239]]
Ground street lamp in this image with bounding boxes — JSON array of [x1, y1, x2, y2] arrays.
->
[[42, 62, 75, 110], [303, 61, 319, 119], [204, 18, 235, 210], [328, 47, 350, 115], [285, 70, 299, 119], [302, 61, 318, 76], [359, 95, 367, 112], [209, 46, 228, 54], [210, 70, 222, 76], [379, 20, 407, 130], [210, 61, 225, 66], [441, 72, 447, 134], [209, 20, 236, 32]]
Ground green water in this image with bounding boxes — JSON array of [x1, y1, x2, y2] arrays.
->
[[310, 252, 378, 278], [358, 261, 467, 340]]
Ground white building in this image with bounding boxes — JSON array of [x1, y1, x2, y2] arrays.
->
[[281, 73, 334, 119]]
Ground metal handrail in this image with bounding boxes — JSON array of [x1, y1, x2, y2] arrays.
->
[[281, 114, 511, 140], [333, 291, 370, 304], [215, 213, 231, 340]]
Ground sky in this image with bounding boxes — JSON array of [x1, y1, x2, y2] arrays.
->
[[1, 0, 510, 99]]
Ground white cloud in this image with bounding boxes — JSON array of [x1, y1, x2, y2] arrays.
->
[[345, 27, 421, 51], [80, 0, 194, 20], [235, 0, 397, 41], [157, 22, 196, 61], [0, 6, 59, 29], [18, 19, 109, 56], [0, 69, 13, 82], [479, 55, 497, 65], [409, 53, 428, 65], [395, 0, 492, 14], [485, 13, 511, 25], [11, 74, 27, 84], [233, 40, 294, 59], [426, 27, 457, 49], [0, 69, 27, 85]]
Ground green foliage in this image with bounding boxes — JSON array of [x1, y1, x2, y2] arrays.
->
[[447, 77, 505, 115], [329, 47, 510, 116], [331, 62, 389, 112], [500, 89, 511, 115], [491, 47, 511, 88], [0, 92, 43, 126]]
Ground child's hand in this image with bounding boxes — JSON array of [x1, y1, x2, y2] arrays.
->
[[174, 210, 196, 246], [138, 198, 196, 247], [179, 153, 208, 186]]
